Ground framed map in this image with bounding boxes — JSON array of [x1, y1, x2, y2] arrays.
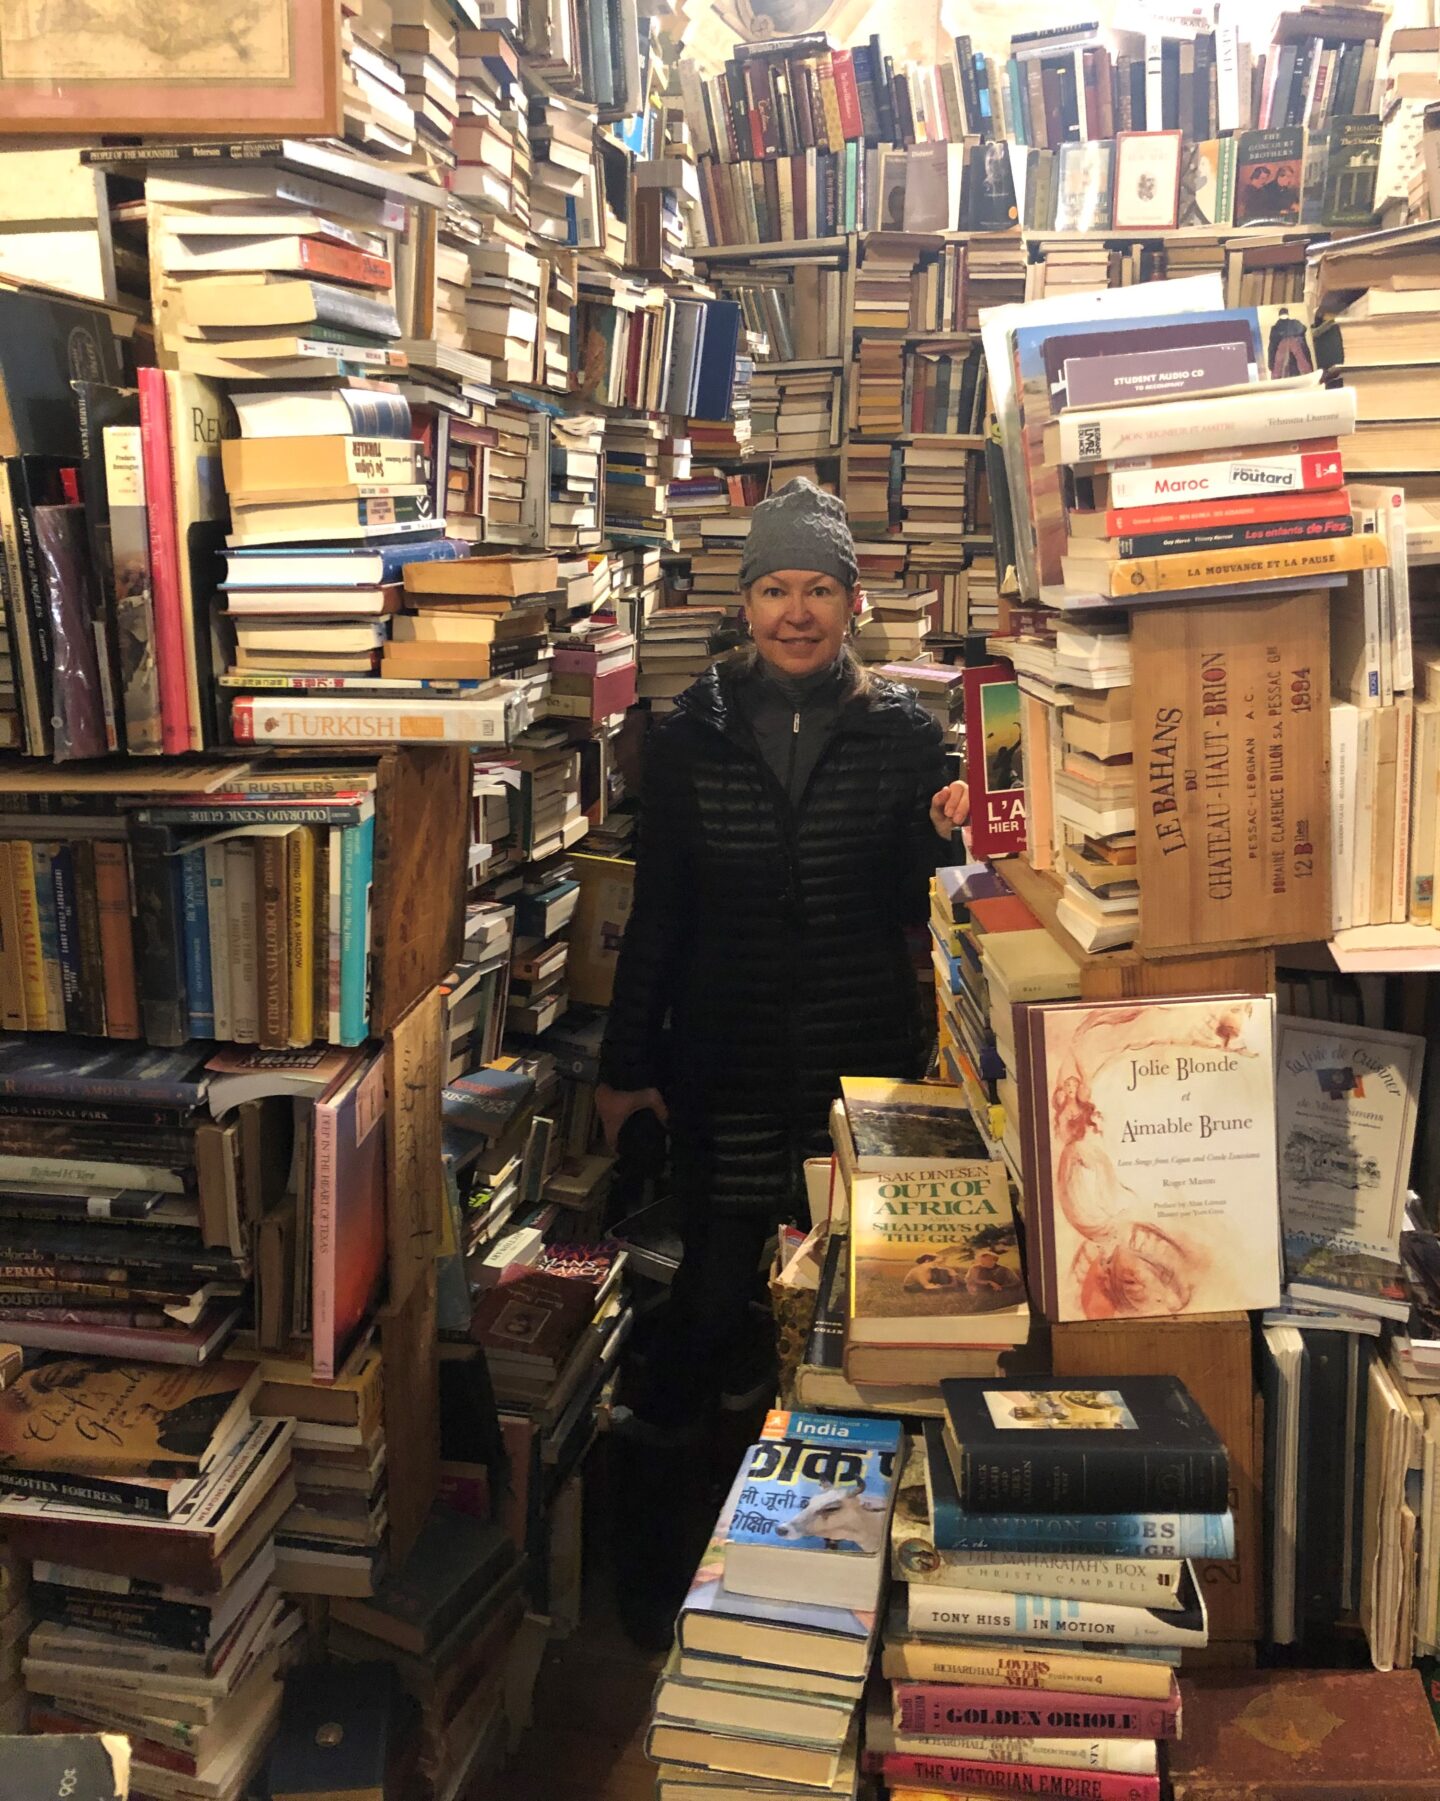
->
[[0, 0, 341, 136]]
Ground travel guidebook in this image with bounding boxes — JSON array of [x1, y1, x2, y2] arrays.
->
[[1019, 993, 1282, 1321]]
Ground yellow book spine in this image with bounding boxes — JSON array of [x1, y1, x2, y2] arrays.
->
[[0, 844, 25, 1031], [286, 826, 315, 1047], [1108, 532, 1386, 597], [818, 58, 844, 150], [8, 842, 48, 1030]]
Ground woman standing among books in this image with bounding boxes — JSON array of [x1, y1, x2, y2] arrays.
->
[[595, 478, 969, 1641]]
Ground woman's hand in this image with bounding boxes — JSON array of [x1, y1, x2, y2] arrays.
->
[[930, 779, 971, 844], [595, 1082, 669, 1151]]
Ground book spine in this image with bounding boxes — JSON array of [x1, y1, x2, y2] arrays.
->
[[0, 1467, 172, 1518], [1115, 514, 1351, 559], [30, 847, 65, 1032], [136, 368, 193, 755], [287, 827, 315, 1047], [295, 240, 392, 288], [893, 1681, 1180, 1740], [832, 50, 863, 140], [1105, 446, 1345, 509], [931, 1510, 1235, 1560], [255, 833, 289, 1051], [2, 464, 56, 757], [179, 846, 214, 1040], [311, 1093, 337, 1381], [338, 814, 374, 1047], [70, 841, 108, 1040], [126, 823, 189, 1047], [1105, 486, 1351, 535], [99, 425, 162, 756], [906, 1582, 1205, 1649], [229, 694, 512, 745], [880, 1751, 1157, 1801], [90, 841, 140, 1040], [203, 843, 232, 1043], [1107, 532, 1382, 599], [223, 840, 260, 1044], [48, 844, 84, 1034], [1062, 388, 1356, 464], [0, 847, 25, 1032]]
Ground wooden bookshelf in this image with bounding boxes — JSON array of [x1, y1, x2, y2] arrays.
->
[[694, 235, 855, 261], [1001, 854, 1275, 1001]]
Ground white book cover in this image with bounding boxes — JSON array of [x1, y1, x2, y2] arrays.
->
[[1330, 701, 1360, 933], [1059, 379, 1356, 465], [1275, 1016, 1424, 1261]]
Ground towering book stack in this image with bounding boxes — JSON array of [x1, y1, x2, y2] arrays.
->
[[649, 1415, 899, 1801], [440, 1061, 543, 1302], [870, 1381, 1233, 1801], [382, 549, 557, 689], [636, 607, 729, 711], [852, 582, 937, 665], [343, 13, 420, 163], [1, 1359, 301, 1801]]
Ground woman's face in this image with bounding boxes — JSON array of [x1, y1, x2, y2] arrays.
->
[[744, 569, 854, 678]]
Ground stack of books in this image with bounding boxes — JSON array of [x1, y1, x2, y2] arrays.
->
[[246, 1342, 389, 1599], [528, 92, 601, 249], [604, 417, 679, 547], [507, 846, 582, 1036], [749, 366, 844, 460], [649, 1414, 900, 1801], [708, 263, 846, 363], [547, 624, 638, 726], [467, 1236, 631, 1442], [441, 1061, 543, 1296], [877, 660, 964, 738], [454, 32, 530, 232], [897, 445, 970, 542], [874, 1396, 1226, 1801], [468, 240, 542, 387], [390, 10, 459, 172], [637, 607, 727, 710], [0, 1039, 246, 1358], [852, 585, 937, 664], [549, 414, 605, 549], [342, 13, 419, 162], [610, 545, 668, 638], [2, 1358, 301, 1800], [384, 550, 558, 686], [327, 1504, 527, 1800]]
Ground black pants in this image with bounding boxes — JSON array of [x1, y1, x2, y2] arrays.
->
[[633, 1113, 809, 1430]]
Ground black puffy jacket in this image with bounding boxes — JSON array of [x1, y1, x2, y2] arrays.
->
[[598, 658, 952, 1213]]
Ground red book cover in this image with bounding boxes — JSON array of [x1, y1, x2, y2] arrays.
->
[[312, 1050, 386, 1383], [1105, 485, 1352, 536], [135, 367, 191, 755], [963, 663, 1026, 859], [893, 1678, 1182, 1740], [294, 239, 394, 289], [967, 894, 1043, 935], [882, 1751, 1158, 1801], [832, 49, 863, 140]]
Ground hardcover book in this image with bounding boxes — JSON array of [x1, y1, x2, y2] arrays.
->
[[1170, 1669, 1440, 1799], [1276, 1019, 1423, 1263], [311, 1051, 386, 1384], [892, 1678, 1182, 1740], [1020, 994, 1281, 1321], [839, 1078, 987, 1168], [721, 1437, 899, 1612], [847, 1166, 1029, 1359], [938, 1375, 1228, 1513], [1233, 128, 1304, 225], [964, 665, 1026, 859], [905, 1561, 1209, 1652]]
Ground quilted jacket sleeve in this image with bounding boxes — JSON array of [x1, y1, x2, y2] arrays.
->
[[900, 704, 962, 925], [597, 732, 690, 1092]]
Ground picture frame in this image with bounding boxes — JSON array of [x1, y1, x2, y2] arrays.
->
[[0, 0, 342, 138], [1112, 130, 1184, 232]]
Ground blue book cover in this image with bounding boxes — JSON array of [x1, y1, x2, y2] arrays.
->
[[680, 1467, 877, 1651], [338, 814, 375, 1047], [48, 844, 82, 1026], [725, 1440, 898, 1559], [760, 1411, 903, 1455], [179, 846, 214, 1040]]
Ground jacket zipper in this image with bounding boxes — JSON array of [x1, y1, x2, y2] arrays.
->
[[786, 708, 800, 800]]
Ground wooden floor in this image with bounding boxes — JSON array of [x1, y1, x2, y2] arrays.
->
[[505, 1591, 663, 1801]]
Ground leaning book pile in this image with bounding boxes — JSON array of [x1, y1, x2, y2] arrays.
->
[[649, 1413, 901, 1801], [870, 1379, 1235, 1801], [0, 1358, 301, 1801]]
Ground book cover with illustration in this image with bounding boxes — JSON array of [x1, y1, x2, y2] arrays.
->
[[847, 1165, 1029, 1353], [0, 1359, 258, 1480], [1276, 1018, 1423, 1263], [721, 1437, 899, 1611], [839, 1077, 986, 1168], [963, 665, 1026, 858], [1027, 994, 1281, 1322]]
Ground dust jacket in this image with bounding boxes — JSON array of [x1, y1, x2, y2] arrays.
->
[[1023, 994, 1281, 1322]]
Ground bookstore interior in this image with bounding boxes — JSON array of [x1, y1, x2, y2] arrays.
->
[[5, 0, 1440, 1796]]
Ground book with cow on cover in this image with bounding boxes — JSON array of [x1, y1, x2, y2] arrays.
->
[[720, 1437, 899, 1612], [939, 1374, 1229, 1514]]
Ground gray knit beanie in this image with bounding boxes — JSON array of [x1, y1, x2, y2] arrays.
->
[[739, 478, 858, 590]]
